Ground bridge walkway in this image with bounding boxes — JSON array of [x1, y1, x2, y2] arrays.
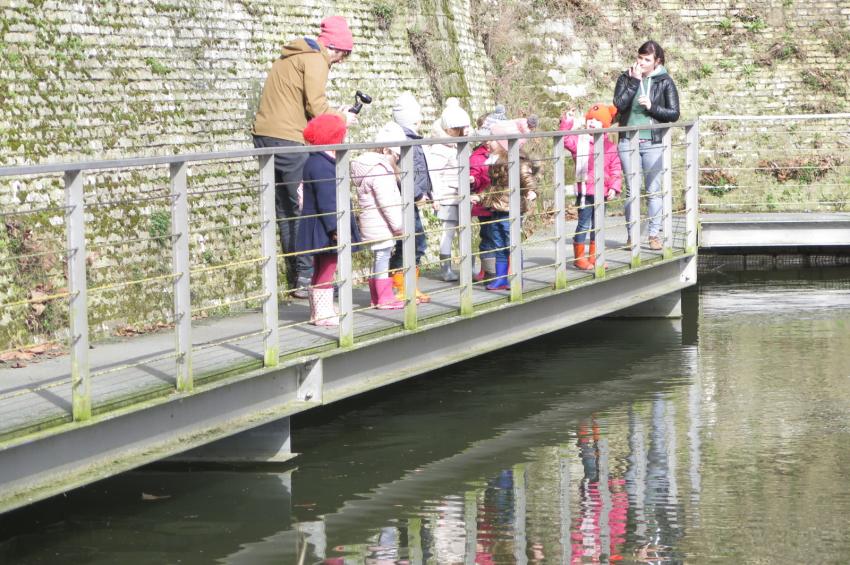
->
[[0, 218, 680, 442]]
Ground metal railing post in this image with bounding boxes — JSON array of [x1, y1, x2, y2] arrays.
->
[[553, 135, 568, 289], [628, 133, 641, 268], [258, 154, 279, 366], [65, 169, 91, 420], [507, 138, 523, 302], [335, 149, 354, 347], [400, 146, 417, 329], [592, 132, 606, 279], [661, 127, 674, 258], [456, 141, 474, 315], [170, 161, 193, 392], [685, 123, 700, 254]]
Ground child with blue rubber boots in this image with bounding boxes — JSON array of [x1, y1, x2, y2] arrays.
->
[[480, 119, 538, 291]]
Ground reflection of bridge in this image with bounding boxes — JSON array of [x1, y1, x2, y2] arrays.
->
[[0, 115, 846, 513]]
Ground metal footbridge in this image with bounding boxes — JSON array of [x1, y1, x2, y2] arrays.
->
[[0, 114, 847, 514]]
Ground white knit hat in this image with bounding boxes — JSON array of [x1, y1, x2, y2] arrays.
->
[[392, 92, 423, 132], [374, 121, 407, 156], [440, 97, 471, 130]]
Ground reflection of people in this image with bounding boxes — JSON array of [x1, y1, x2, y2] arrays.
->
[[559, 104, 622, 271], [571, 419, 629, 563], [613, 40, 680, 251], [635, 396, 682, 563], [252, 16, 357, 297], [295, 115, 360, 326], [366, 526, 407, 565], [476, 469, 514, 564], [427, 98, 472, 282]]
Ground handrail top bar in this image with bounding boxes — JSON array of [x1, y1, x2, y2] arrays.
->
[[0, 121, 694, 178], [701, 113, 850, 121]]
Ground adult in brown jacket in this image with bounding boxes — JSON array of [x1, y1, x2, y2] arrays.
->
[[252, 16, 356, 297]]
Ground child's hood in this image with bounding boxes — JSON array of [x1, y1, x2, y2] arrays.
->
[[351, 152, 393, 187], [429, 119, 448, 139]]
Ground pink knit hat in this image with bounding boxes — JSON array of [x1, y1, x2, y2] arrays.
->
[[317, 16, 354, 52], [490, 119, 529, 151]]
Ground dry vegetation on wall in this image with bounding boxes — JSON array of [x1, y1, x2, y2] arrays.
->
[[469, 0, 850, 213]]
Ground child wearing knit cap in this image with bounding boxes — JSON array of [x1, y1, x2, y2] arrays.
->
[[559, 104, 623, 271], [479, 104, 508, 134], [295, 114, 361, 325], [389, 92, 432, 303], [426, 98, 471, 282]]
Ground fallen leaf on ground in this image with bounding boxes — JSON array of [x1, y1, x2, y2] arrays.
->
[[0, 350, 35, 362], [141, 492, 171, 501]]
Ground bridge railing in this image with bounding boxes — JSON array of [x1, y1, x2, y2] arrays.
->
[[0, 121, 697, 424], [699, 113, 850, 212]]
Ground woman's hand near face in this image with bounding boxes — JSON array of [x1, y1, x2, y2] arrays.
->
[[629, 62, 642, 79]]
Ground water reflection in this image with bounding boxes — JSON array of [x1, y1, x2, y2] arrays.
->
[[2, 269, 850, 564]]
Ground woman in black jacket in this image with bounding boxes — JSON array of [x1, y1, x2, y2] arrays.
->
[[613, 40, 680, 250]]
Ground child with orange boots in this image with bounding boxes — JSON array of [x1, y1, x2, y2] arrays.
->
[[559, 104, 622, 270]]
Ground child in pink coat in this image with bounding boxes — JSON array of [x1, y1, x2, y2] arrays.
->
[[560, 104, 623, 270], [351, 122, 407, 309]]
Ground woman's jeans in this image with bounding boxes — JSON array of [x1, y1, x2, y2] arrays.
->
[[574, 195, 596, 244], [618, 137, 664, 238]]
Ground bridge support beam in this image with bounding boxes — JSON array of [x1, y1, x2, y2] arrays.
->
[[170, 417, 295, 465], [608, 290, 682, 318]]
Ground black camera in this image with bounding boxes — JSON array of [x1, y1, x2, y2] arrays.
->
[[349, 90, 372, 114]]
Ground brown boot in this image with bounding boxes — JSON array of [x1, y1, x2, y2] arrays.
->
[[415, 267, 430, 303], [392, 271, 405, 301], [573, 242, 593, 271]]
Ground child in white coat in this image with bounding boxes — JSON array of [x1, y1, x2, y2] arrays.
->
[[426, 98, 472, 281]]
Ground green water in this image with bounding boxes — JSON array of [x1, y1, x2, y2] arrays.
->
[[2, 268, 849, 564]]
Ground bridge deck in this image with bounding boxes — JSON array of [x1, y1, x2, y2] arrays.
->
[[0, 219, 680, 442], [700, 212, 850, 248]]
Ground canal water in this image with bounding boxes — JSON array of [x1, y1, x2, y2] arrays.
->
[[2, 267, 849, 564]]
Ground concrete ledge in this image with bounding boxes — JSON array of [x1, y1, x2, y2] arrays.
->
[[700, 212, 850, 249]]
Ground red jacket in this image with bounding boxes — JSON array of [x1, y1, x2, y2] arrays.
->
[[470, 144, 492, 217]]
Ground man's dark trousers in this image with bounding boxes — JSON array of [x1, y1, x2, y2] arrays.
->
[[253, 135, 313, 290]]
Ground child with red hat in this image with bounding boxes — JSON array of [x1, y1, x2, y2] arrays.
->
[[296, 114, 361, 326], [559, 104, 623, 271]]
